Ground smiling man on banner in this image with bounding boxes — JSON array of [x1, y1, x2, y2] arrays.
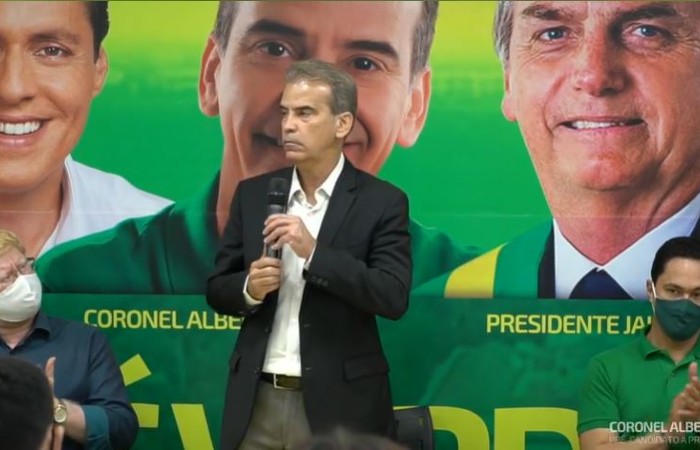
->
[[419, 1, 700, 300]]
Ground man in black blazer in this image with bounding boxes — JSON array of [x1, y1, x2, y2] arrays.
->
[[206, 60, 412, 450]]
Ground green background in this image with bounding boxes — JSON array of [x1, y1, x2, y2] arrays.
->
[[57, 2, 625, 449], [44, 295, 649, 450], [73, 1, 549, 252]]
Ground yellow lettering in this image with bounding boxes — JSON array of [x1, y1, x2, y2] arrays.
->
[[501, 314, 514, 333], [172, 404, 214, 450], [629, 316, 647, 334], [486, 314, 500, 333], [548, 315, 561, 334], [495, 407, 579, 450], [527, 314, 542, 334], [607, 315, 619, 334], [84, 310, 97, 326], [429, 406, 489, 450], [202, 312, 215, 330], [114, 309, 128, 329], [187, 311, 203, 329]]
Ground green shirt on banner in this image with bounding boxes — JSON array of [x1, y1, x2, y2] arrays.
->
[[414, 222, 552, 299], [36, 175, 478, 294], [579, 326, 700, 449]]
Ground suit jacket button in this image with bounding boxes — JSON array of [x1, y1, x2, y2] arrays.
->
[[302, 323, 311, 329], [304, 367, 312, 372], [264, 326, 271, 333], [254, 367, 261, 375]]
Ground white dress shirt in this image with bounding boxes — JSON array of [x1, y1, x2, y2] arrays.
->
[[554, 192, 700, 299], [39, 156, 173, 256], [244, 155, 345, 376]]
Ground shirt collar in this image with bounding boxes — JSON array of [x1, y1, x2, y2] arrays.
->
[[33, 310, 52, 335], [288, 154, 345, 206], [553, 191, 700, 299], [638, 325, 700, 361], [37, 156, 75, 257]]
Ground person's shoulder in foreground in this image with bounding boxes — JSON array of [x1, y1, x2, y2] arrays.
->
[[0, 356, 58, 450]]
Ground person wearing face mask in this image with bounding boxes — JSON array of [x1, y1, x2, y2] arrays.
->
[[578, 236, 700, 450], [0, 229, 138, 450]]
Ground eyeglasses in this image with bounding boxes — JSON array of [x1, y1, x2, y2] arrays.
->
[[0, 257, 36, 290]]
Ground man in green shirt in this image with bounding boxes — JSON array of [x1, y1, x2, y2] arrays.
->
[[578, 237, 700, 449], [36, 1, 478, 294]]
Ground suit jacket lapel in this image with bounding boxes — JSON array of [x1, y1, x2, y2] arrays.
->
[[316, 159, 357, 246], [537, 229, 555, 298]]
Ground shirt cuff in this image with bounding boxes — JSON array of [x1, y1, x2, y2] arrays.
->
[[304, 245, 317, 270], [81, 405, 111, 450], [243, 275, 263, 306]]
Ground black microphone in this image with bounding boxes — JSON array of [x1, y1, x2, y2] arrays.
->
[[265, 177, 289, 258]]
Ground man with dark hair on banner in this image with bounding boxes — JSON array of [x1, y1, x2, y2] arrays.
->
[[0, 1, 171, 258], [37, 1, 478, 294], [420, 1, 700, 300], [207, 60, 411, 449], [0, 229, 138, 450], [0, 356, 63, 450], [578, 237, 700, 449]]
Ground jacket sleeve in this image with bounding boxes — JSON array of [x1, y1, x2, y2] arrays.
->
[[84, 330, 139, 450], [206, 184, 255, 317], [304, 189, 412, 320]]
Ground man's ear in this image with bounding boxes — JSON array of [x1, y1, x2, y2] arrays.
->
[[396, 67, 431, 147], [335, 112, 354, 140], [199, 35, 222, 116], [646, 279, 655, 300], [92, 47, 108, 97], [501, 66, 517, 122]]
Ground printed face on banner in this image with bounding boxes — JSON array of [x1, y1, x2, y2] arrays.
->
[[0, 1, 107, 194], [502, 1, 700, 195], [199, 1, 429, 181]]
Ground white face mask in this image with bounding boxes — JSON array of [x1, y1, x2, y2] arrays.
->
[[0, 274, 42, 322]]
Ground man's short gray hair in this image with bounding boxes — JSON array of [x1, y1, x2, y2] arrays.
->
[[494, 1, 514, 66]]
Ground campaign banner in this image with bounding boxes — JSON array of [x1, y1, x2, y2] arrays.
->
[[44, 294, 652, 450]]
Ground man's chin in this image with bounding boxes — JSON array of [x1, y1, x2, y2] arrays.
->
[[560, 165, 641, 193], [283, 149, 306, 162]]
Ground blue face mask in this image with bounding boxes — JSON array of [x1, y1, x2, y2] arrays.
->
[[652, 284, 700, 342]]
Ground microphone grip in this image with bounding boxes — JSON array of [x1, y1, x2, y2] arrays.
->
[[265, 204, 286, 259]]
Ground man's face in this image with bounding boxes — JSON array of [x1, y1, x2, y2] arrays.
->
[[648, 257, 700, 303], [0, 247, 30, 292], [0, 2, 107, 194], [199, 1, 429, 179], [502, 2, 700, 194], [280, 81, 352, 167]]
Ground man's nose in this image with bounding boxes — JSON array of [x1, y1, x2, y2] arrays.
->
[[571, 34, 628, 97], [0, 50, 38, 106], [282, 114, 296, 132]]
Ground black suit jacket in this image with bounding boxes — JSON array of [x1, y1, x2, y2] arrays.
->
[[206, 160, 412, 450], [538, 217, 700, 298]]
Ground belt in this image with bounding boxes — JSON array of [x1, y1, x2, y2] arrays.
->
[[261, 372, 302, 390]]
